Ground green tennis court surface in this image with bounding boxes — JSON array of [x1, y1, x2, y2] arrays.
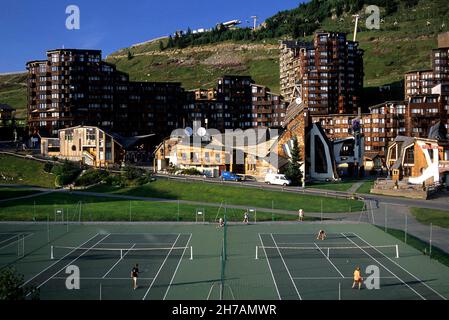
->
[[0, 222, 448, 300]]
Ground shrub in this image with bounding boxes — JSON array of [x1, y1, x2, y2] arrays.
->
[[104, 174, 128, 188], [180, 168, 202, 176], [43, 162, 53, 173], [52, 160, 82, 186], [75, 169, 109, 187], [121, 166, 145, 180]]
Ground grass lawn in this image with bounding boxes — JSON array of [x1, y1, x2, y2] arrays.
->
[[0, 192, 316, 222], [356, 180, 375, 194], [410, 208, 449, 229], [0, 187, 42, 200], [88, 179, 363, 213], [306, 181, 355, 192], [378, 226, 449, 269], [0, 154, 55, 188]]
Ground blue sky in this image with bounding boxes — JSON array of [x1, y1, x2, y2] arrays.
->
[[0, 0, 303, 73]]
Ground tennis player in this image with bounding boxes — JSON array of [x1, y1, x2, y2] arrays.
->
[[316, 230, 327, 240], [298, 209, 304, 222], [352, 266, 363, 290], [131, 264, 139, 290], [243, 211, 249, 224], [218, 217, 224, 228]]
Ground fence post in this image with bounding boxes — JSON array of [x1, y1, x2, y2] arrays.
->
[[429, 223, 433, 258], [404, 213, 408, 244]]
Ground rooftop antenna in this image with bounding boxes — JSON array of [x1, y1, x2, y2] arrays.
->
[[352, 14, 360, 42], [251, 16, 257, 31]]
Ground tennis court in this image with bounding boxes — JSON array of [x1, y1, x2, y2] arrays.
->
[[23, 232, 192, 300], [257, 232, 447, 300], [1, 222, 448, 300]]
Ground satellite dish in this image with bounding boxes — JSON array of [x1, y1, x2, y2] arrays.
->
[[197, 127, 207, 137], [295, 97, 302, 105], [185, 127, 193, 137]]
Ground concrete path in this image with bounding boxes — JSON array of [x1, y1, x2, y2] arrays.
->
[[347, 181, 363, 193]]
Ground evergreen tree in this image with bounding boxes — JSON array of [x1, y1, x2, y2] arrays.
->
[[167, 35, 174, 48], [159, 40, 164, 51], [284, 137, 303, 186], [0, 267, 39, 300], [127, 50, 134, 60]]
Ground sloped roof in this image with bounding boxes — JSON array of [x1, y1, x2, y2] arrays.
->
[[282, 100, 305, 127], [390, 136, 415, 170]]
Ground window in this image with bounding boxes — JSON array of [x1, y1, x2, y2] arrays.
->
[[404, 147, 414, 164], [86, 129, 96, 141]]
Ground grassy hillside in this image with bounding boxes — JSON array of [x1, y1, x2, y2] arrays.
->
[[107, 0, 446, 94], [107, 41, 281, 92], [0, 73, 27, 118], [0, 154, 55, 188]]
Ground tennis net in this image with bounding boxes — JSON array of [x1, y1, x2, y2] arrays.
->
[[256, 244, 399, 260], [50, 245, 193, 260]]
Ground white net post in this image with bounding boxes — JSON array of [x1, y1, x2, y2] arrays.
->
[[255, 246, 259, 260], [327, 247, 330, 258], [121, 249, 124, 259], [50, 246, 54, 260], [339, 283, 341, 300], [190, 246, 193, 260], [395, 245, 399, 259]]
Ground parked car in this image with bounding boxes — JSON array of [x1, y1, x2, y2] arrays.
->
[[220, 171, 242, 182], [264, 173, 291, 186]]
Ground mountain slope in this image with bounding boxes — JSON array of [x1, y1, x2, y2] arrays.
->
[[1, 0, 448, 114]]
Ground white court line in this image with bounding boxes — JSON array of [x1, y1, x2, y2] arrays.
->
[[22, 233, 100, 287], [102, 244, 137, 279], [276, 242, 355, 246], [96, 242, 176, 246], [270, 234, 302, 300], [292, 276, 397, 280], [105, 233, 185, 236], [32, 234, 111, 292], [142, 234, 181, 300], [0, 233, 34, 251], [351, 232, 447, 300], [341, 233, 426, 300], [52, 277, 155, 281], [0, 234, 18, 246], [163, 234, 193, 300], [313, 243, 345, 278], [258, 234, 281, 300]]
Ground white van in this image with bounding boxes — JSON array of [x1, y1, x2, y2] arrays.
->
[[264, 174, 291, 186]]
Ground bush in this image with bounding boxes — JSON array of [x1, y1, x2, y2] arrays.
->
[[121, 166, 145, 180], [51, 160, 82, 187], [180, 168, 202, 176], [75, 169, 109, 187], [104, 174, 128, 188], [43, 162, 53, 173]]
